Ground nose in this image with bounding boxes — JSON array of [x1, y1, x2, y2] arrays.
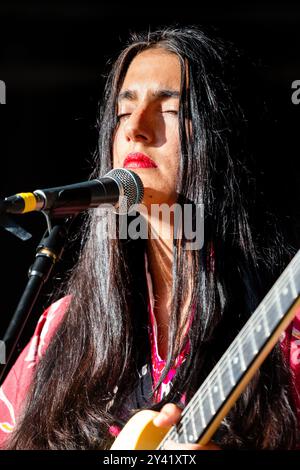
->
[[124, 108, 154, 143]]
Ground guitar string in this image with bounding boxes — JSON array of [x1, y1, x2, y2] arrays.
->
[[158, 255, 300, 448], [158, 258, 300, 448], [179, 255, 300, 415], [176, 255, 300, 431], [160, 256, 300, 447], [164, 260, 300, 448]]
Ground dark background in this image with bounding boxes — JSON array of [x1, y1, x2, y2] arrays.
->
[[0, 1, 299, 346]]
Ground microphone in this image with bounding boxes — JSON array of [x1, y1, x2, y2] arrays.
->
[[2, 169, 144, 216]]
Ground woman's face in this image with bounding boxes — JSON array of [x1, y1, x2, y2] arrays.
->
[[113, 48, 181, 208]]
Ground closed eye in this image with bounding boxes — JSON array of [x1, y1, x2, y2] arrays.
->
[[162, 110, 178, 115], [117, 113, 131, 120]]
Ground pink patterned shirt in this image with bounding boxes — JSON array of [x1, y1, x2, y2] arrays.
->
[[145, 253, 191, 402]]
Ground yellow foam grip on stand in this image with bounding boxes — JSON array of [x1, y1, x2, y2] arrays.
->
[[17, 193, 37, 213]]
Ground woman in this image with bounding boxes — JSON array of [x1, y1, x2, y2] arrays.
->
[[0, 25, 299, 450]]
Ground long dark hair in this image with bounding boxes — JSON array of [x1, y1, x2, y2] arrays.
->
[[7, 25, 299, 449]]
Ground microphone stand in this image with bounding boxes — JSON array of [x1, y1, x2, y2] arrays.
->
[[0, 213, 75, 386]]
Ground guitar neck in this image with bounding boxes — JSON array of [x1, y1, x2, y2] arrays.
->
[[158, 250, 300, 450]]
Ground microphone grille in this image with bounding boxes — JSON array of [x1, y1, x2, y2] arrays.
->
[[105, 168, 144, 214]]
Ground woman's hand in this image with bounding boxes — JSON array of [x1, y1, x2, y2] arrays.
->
[[152, 403, 221, 450]]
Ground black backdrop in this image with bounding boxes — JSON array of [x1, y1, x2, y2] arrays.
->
[[0, 1, 299, 347]]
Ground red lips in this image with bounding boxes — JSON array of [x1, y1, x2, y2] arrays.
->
[[123, 153, 157, 169]]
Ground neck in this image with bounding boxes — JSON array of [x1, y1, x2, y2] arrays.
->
[[144, 210, 193, 359], [146, 212, 174, 299], [145, 212, 174, 359]]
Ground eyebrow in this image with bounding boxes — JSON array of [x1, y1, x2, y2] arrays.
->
[[117, 89, 181, 102]]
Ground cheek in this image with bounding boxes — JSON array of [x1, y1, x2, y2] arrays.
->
[[166, 128, 180, 169], [112, 129, 122, 166], [166, 121, 180, 150]]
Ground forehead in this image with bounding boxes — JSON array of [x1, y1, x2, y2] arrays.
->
[[119, 48, 182, 96]]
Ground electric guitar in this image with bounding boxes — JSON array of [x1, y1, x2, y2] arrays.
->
[[111, 250, 300, 450]]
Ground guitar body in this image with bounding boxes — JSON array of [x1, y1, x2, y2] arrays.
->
[[110, 410, 170, 450]]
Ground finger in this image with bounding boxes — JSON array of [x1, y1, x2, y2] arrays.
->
[[152, 403, 183, 427]]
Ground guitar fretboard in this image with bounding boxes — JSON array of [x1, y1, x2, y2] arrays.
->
[[158, 250, 300, 449]]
